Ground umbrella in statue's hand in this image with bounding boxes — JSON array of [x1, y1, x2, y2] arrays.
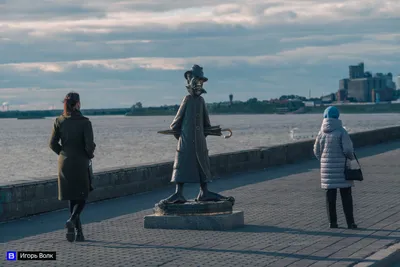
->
[[158, 125, 232, 139], [205, 126, 233, 139]]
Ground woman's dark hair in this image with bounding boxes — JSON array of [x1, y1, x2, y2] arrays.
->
[[63, 92, 80, 115]]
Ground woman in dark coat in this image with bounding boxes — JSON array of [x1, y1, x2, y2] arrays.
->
[[49, 92, 96, 242]]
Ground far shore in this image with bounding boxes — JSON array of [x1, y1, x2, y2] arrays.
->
[[1, 102, 400, 119]]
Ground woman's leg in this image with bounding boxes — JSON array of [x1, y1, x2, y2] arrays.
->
[[66, 200, 77, 242], [71, 200, 86, 218], [69, 200, 76, 214], [74, 200, 86, 241], [66, 200, 86, 227], [66, 199, 86, 242], [326, 189, 338, 228], [340, 187, 357, 229]]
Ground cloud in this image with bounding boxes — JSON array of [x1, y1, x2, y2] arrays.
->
[[8, 63, 65, 73], [1, 58, 186, 72], [2, 0, 400, 37], [0, 0, 399, 110], [2, 39, 398, 73]]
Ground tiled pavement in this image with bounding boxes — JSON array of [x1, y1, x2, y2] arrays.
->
[[1, 142, 400, 267]]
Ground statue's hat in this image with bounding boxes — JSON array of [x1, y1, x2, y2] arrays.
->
[[184, 64, 208, 82]]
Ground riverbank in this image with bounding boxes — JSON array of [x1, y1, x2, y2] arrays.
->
[[2, 102, 400, 119], [0, 108, 130, 119]]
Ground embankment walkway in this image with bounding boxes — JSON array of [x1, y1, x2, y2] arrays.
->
[[1, 142, 400, 267]]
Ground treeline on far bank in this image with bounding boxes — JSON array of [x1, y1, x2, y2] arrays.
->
[[125, 101, 400, 116], [2, 100, 400, 119], [0, 108, 130, 119], [0, 99, 304, 118], [125, 98, 304, 116]]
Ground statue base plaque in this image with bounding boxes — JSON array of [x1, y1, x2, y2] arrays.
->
[[144, 200, 244, 230]]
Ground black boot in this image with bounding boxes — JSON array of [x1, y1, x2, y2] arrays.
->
[[326, 189, 338, 228], [340, 188, 357, 229], [65, 200, 86, 241], [65, 225, 75, 242], [65, 214, 78, 242], [348, 223, 358, 229], [75, 216, 85, 242]]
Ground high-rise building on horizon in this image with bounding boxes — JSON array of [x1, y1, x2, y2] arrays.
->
[[349, 62, 364, 79], [337, 62, 396, 102]]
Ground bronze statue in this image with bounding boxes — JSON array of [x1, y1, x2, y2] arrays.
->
[[158, 65, 234, 205]]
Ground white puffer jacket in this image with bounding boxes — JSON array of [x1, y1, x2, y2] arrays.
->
[[313, 118, 355, 189]]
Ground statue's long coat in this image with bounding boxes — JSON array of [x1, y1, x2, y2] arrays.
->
[[170, 94, 212, 183]]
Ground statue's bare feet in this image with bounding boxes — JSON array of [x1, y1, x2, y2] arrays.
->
[[196, 191, 235, 205], [158, 192, 187, 206]]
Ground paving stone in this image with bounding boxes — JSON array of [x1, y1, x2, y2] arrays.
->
[[287, 259, 318, 266], [308, 260, 335, 267]]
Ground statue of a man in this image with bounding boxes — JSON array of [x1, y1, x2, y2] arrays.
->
[[160, 65, 233, 204]]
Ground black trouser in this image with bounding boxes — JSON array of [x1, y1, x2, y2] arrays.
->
[[68, 200, 86, 225], [326, 187, 355, 225]]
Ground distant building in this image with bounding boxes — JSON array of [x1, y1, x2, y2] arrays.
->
[[337, 63, 395, 102], [397, 75, 400, 90], [349, 62, 365, 79], [321, 93, 336, 103], [314, 99, 323, 106], [302, 101, 315, 107]]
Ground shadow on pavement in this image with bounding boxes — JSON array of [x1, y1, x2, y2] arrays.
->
[[73, 240, 378, 264], [228, 224, 399, 240], [1, 141, 399, 243]]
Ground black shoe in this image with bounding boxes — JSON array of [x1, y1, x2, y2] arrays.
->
[[75, 218, 85, 242], [65, 224, 75, 242], [65, 217, 78, 242], [330, 223, 338, 228], [348, 223, 358, 229], [75, 232, 85, 242], [65, 217, 77, 229]]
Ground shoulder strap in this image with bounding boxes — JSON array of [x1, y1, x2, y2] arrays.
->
[[353, 153, 361, 166], [340, 130, 360, 166]]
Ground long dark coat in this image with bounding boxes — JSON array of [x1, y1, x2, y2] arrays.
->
[[170, 94, 212, 183], [49, 111, 96, 200]]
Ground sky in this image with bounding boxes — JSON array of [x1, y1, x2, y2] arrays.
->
[[1, 0, 400, 110]]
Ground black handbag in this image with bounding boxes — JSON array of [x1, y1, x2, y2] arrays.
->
[[344, 153, 364, 181]]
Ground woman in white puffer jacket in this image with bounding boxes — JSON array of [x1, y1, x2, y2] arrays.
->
[[313, 106, 357, 229]]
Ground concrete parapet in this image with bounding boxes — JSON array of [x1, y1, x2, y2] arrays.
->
[[1, 126, 400, 222]]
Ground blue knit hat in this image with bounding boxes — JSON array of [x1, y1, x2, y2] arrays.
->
[[323, 106, 340, 119]]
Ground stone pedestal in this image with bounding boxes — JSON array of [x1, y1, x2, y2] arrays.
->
[[144, 200, 244, 230]]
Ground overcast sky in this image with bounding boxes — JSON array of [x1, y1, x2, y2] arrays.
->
[[1, 0, 400, 110]]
